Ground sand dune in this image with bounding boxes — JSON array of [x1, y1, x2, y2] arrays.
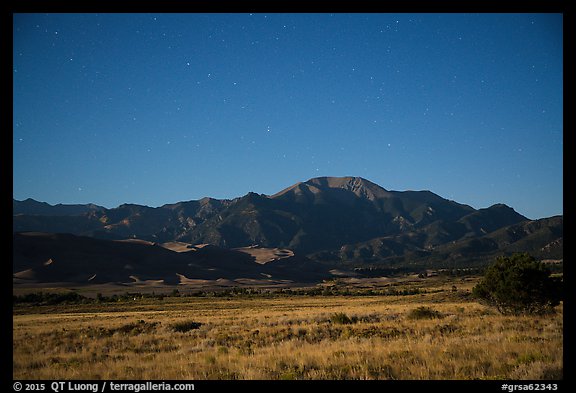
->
[[161, 241, 194, 252], [14, 269, 36, 280], [115, 239, 156, 246], [234, 246, 294, 264], [13, 232, 333, 287]]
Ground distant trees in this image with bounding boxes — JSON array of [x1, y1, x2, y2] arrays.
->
[[13, 291, 89, 305], [472, 253, 562, 315]]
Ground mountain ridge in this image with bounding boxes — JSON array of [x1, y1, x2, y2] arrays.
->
[[13, 176, 522, 219], [13, 176, 561, 275], [13, 198, 106, 216]]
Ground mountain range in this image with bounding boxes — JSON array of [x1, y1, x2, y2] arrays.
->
[[13, 176, 563, 284]]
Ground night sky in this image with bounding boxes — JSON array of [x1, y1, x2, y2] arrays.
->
[[13, 13, 563, 219]]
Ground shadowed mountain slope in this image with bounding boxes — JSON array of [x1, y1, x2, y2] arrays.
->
[[13, 176, 561, 273]]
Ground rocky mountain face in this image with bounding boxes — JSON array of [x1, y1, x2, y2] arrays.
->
[[13, 176, 563, 270]]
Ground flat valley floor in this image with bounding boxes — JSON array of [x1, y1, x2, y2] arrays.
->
[[13, 278, 563, 380]]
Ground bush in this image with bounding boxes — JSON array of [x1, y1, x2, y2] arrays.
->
[[472, 253, 562, 315], [407, 306, 443, 319], [169, 320, 203, 332], [330, 312, 358, 324], [114, 320, 159, 335]]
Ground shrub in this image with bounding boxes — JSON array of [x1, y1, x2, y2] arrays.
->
[[407, 306, 443, 319], [472, 253, 562, 315], [114, 320, 159, 335], [169, 320, 202, 332], [330, 312, 358, 324]]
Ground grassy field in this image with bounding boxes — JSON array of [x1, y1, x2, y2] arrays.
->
[[13, 278, 563, 380]]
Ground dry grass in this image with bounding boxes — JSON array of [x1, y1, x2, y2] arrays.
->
[[13, 294, 562, 380]]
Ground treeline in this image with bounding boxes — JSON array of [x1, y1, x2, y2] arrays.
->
[[12, 291, 167, 306], [182, 286, 428, 298], [13, 291, 91, 305], [353, 266, 486, 277], [13, 286, 434, 305]]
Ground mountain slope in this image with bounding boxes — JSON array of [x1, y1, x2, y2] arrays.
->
[[328, 215, 562, 268], [13, 176, 560, 272]]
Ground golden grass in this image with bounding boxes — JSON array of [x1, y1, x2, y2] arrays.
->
[[13, 295, 562, 380]]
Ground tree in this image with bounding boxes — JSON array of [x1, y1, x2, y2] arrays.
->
[[472, 253, 561, 315]]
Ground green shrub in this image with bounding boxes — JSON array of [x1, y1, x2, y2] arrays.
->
[[472, 253, 562, 315]]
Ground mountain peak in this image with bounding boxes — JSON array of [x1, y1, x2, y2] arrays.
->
[[271, 176, 392, 201], [304, 176, 392, 201], [307, 176, 387, 189]]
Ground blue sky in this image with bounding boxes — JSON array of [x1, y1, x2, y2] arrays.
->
[[13, 13, 563, 219]]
